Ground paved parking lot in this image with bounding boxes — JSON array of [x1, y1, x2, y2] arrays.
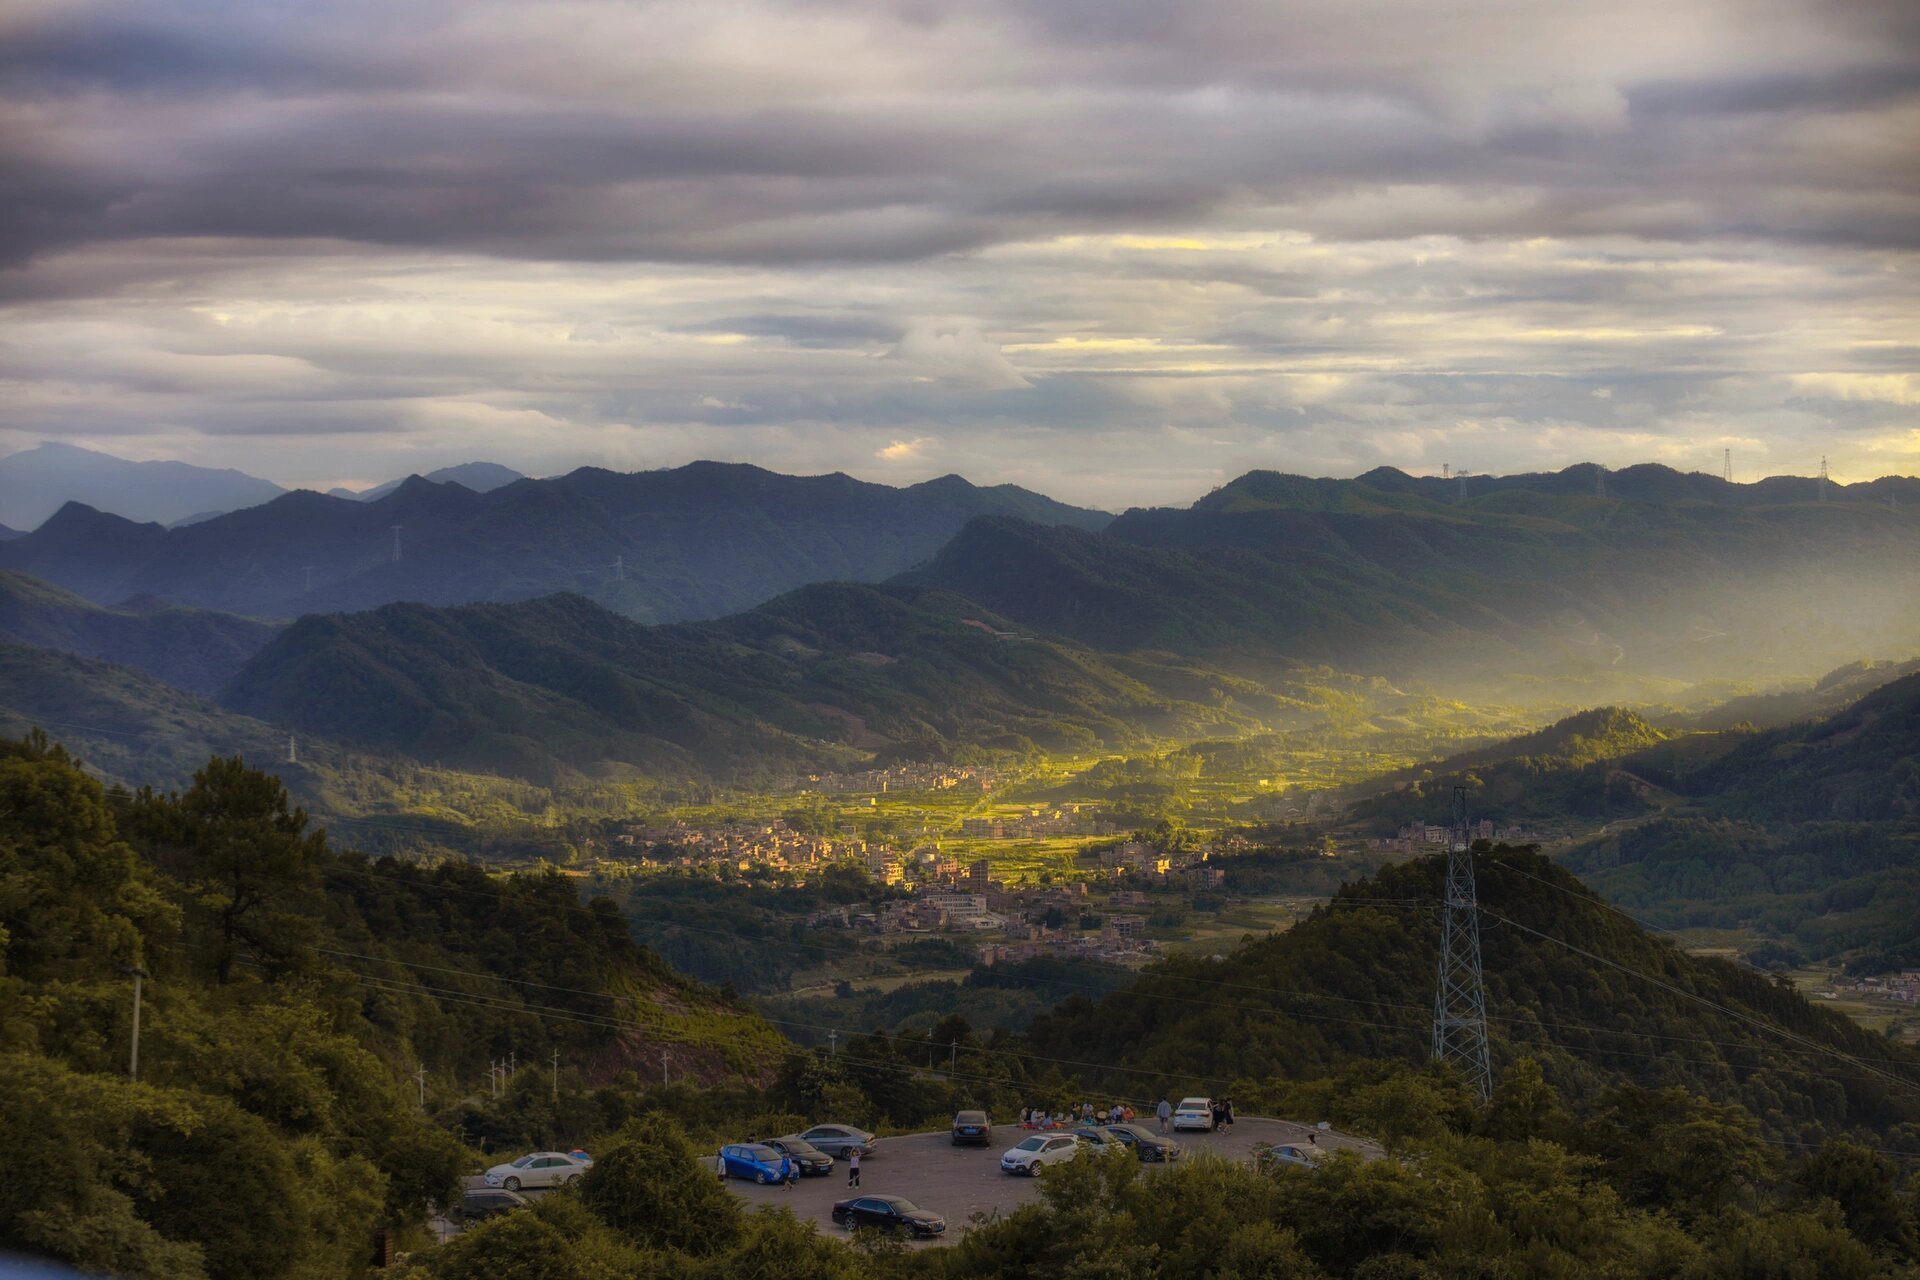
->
[[719, 1118, 1379, 1244]]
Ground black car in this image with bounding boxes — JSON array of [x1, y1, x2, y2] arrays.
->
[[832, 1194, 946, 1237], [950, 1110, 992, 1146], [1101, 1123, 1182, 1163], [765, 1136, 835, 1176], [457, 1188, 531, 1224]]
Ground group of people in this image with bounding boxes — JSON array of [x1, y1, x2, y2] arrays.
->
[[1019, 1102, 1138, 1129]]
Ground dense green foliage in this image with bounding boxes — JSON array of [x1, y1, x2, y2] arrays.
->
[[1026, 847, 1920, 1151], [1562, 673, 1920, 964], [0, 734, 782, 1278]]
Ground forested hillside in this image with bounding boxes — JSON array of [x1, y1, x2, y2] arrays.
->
[[0, 734, 782, 1280], [0, 571, 278, 694], [902, 466, 1920, 689], [0, 461, 1109, 625], [216, 584, 1316, 783], [1563, 672, 1920, 969], [1028, 847, 1920, 1150]]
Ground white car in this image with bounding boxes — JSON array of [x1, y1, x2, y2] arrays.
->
[[1000, 1133, 1084, 1176], [1171, 1097, 1214, 1132], [483, 1150, 592, 1190]]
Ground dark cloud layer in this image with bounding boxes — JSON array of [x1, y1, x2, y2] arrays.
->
[[0, 0, 1914, 504]]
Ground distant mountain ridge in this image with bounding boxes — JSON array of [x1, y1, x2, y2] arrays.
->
[[0, 461, 1111, 624], [0, 442, 285, 529], [901, 463, 1920, 687], [332, 460, 525, 501]]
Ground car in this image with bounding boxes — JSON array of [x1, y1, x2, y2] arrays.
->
[[799, 1124, 875, 1159], [831, 1195, 946, 1237], [456, 1188, 531, 1223], [1257, 1143, 1326, 1171], [951, 1110, 992, 1146], [1100, 1124, 1182, 1162], [483, 1150, 592, 1190], [1171, 1097, 1214, 1132], [720, 1143, 795, 1184], [765, 1136, 834, 1176], [1000, 1133, 1084, 1175]]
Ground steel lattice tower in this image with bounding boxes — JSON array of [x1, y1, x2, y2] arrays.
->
[[1431, 785, 1493, 1100]]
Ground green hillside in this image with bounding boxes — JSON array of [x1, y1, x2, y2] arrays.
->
[[1027, 846, 1920, 1147], [0, 570, 277, 694], [216, 584, 1304, 784], [0, 736, 784, 1280], [1563, 672, 1920, 969], [903, 467, 1920, 691]]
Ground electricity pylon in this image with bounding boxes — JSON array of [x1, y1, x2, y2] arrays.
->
[[1432, 785, 1493, 1100]]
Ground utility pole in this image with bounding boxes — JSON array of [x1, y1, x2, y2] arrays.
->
[[125, 966, 148, 1081], [828, 1029, 838, 1058], [413, 1065, 426, 1108], [1441, 462, 1450, 480], [927, 1029, 934, 1070], [949, 1041, 957, 1074], [613, 555, 624, 582], [390, 525, 403, 563], [1431, 786, 1493, 1101], [551, 1050, 560, 1102], [661, 1048, 671, 1086], [286, 734, 297, 765]]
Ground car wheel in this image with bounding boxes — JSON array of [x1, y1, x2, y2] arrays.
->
[[565, 1172, 581, 1185], [756, 1171, 770, 1185], [502, 1177, 520, 1191]]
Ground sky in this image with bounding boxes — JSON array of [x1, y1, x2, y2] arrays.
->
[[0, 0, 1916, 508]]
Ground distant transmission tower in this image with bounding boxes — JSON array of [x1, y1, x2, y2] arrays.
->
[[1432, 785, 1493, 1101], [613, 554, 624, 582], [302, 565, 315, 593], [390, 525, 404, 562], [1442, 462, 1451, 480], [1722, 448, 1732, 483], [1594, 465, 1607, 500], [1818, 457, 1829, 502], [286, 734, 298, 765]]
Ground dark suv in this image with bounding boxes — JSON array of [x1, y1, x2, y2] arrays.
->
[[950, 1110, 992, 1146]]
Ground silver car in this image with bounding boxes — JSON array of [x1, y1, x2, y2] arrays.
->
[[483, 1150, 592, 1190], [799, 1123, 875, 1159]]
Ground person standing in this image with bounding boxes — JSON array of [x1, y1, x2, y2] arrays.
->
[[780, 1154, 794, 1189], [847, 1149, 861, 1188], [1220, 1098, 1234, 1135], [1156, 1097, 1171, 1133]]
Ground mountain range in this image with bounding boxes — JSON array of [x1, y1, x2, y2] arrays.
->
[[328, 460, 525, 502], [0, 461, 1110, 624], [904, 466, 1920, 687], [0, 443, 286, 530], [214, 584, 1303, 784]]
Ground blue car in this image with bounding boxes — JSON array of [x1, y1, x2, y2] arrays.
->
[[721, 1143, 794, 1185]]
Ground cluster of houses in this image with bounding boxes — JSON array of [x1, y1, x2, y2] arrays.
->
[[1365, 818, 1540, 855], [788, 762, 1007, 795], [959, 805, 1117, 839], [808, 875, 1164, 965], [1833, 970, 1920, 1005]]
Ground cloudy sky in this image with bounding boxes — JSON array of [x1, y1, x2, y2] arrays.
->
[[1, 0, 1915, 507]]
